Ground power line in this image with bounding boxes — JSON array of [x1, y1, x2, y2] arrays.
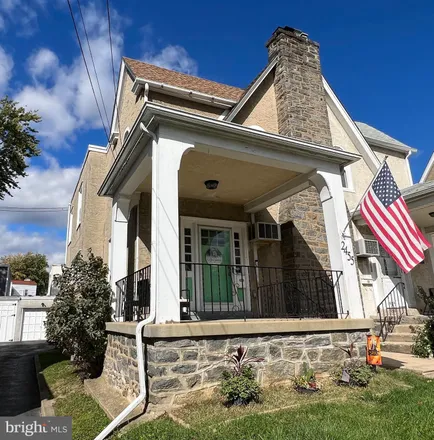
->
[[66, 0, 110, 141], [76, 0, 111, 130], [106, 0, 123, 146], [0, 207, 68, 212]]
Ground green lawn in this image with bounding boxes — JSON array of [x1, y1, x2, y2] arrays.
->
[[40, 353, 434, 440], [39, 352, 110, 440]]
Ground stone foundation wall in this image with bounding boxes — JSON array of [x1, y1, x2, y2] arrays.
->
[[103, 329, 368, 407]]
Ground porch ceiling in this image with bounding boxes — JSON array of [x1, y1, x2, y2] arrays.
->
[[137, 150, 299, 204]]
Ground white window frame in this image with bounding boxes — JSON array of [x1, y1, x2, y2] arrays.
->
[[341, 165, 354, 192], [76, 182, 83, 229], [67, 206, 73, 244]]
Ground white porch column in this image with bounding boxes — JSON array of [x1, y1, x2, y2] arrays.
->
[[151, 135, 193, 324], [110, 196, 130, 291], [310, 170, 364, 318]]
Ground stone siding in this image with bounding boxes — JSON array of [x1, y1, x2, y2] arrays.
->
[[279, 187, 330, 270], [267, 27, 332, 147], [103, 329, 367, 406]]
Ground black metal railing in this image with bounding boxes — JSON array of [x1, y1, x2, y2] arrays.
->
[[377, 282, 407, 340], [115, 265, 151, 321], [180, 263, 344, 321]]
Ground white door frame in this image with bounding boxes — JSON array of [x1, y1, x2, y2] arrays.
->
[[180, 216, 251, 314]]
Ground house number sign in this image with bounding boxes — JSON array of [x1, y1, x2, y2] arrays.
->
[[341, 240, 355, 265], [205, 248, 223, 265]]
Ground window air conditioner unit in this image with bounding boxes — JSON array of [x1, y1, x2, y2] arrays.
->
[[249, 222, 281, 242], [355, 239, 380, 257]]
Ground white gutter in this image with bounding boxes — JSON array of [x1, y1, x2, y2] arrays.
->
[[94, 125, 158, 440], [406, 150, 414, 186], [132, 78, 239, 109]]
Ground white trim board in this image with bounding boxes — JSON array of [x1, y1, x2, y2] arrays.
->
[[225, 58, 278, 122], [420, 152, 434, 183]]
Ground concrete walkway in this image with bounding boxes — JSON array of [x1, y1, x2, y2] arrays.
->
[[382, 351, 434, 378], [0, 341, 52, 416]]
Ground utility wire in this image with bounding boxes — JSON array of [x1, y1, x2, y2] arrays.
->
[[76, 0, 111, 130], [0, 207, 68, 212], [106, 0, 123, 146], [66, 0, 110, 141]]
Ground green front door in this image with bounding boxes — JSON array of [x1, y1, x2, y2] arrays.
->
[[200, 228, 232, 303]]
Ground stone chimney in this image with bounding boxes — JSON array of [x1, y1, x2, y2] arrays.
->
[[266, 27, 332, 147]]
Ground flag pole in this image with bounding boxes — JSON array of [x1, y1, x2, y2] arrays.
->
[[341, 156, 389, 238]]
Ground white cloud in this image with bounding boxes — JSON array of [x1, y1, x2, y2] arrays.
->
[[27, 48, 59, 79], [0, 224, 66, 265], [15, 2, 124, 147], [0, 45, 13, 95], [0, 157, 80, 228], [143, 45, 198, 75], [0, 0, 45, 36]]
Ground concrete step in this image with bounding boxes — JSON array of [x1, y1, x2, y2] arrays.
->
[[392, 324, 422, 334], [381, 341, 413, 355], [386, 333, 414, 343], [401, 315, 430, 324]]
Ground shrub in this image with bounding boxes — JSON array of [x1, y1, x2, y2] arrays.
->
[[45, 250, 112, 377], [332, 358, 374, 387], [412, 318, 434, 358], [293, 368, 319, 391], [221, 366, 262, 406], [220, 346, 263, 406]]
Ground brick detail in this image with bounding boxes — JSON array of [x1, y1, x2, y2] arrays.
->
[[103, 329, 368, 407]]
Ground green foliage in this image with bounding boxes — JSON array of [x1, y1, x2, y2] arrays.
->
[[45, 250, 112, 377], [221, 366, 262, 406], [332, 359, 374, 387], [293, 368, 318, 389], [0, 252, 48, 295], [0, 96, 41, 200], [412, 319, 434, 358]]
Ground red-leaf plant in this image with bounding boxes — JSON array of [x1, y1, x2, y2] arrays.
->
[[228, 345, 264, 375]]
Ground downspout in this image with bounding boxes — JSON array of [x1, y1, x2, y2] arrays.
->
[[94, 122, 158, 440]]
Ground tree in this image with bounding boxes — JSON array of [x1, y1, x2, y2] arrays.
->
[[0, 96, 41, 200], [0, 252, 49, 295], [45, 250, 112, 377]]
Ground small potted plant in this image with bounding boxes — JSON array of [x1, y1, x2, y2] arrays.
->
[[220, 345, 264, 406], [293, 368, 320, 394]]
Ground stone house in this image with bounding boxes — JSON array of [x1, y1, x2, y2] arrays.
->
[[66, 26, 430, 412]]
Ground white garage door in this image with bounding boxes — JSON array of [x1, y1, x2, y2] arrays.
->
[[22, 310, 47, 341], [0, 301, 17, 342]]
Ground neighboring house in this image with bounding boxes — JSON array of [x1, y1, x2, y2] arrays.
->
[[65, 26, 429, 408], [11, 279, 37, 297]]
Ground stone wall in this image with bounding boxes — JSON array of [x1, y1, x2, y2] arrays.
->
[[103, 329, 367, 407]]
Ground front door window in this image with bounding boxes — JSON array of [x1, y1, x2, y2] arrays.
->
[[200, 228, 232, 303]]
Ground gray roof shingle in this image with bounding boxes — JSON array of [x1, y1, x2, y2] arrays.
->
[[355, 122, 411, 150], [401, 180, 434, 198]]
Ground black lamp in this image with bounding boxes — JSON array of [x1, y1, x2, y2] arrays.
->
[[204, 180, 219, 190]]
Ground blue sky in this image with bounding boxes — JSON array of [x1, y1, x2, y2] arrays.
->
[[0, 0, 432, 264]]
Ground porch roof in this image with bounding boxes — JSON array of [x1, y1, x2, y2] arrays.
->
[[99, 103, 361, 197]]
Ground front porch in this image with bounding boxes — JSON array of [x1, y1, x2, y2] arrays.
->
[[115, 263, 344, 322], [101, 103, 363, 323]]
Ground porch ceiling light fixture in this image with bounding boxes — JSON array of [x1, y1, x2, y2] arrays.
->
[[429, 212, 434, 218], [204, 180, 219, 190]]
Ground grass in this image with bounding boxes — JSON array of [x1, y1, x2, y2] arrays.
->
[[39, 352, 110, 440], [39, 354, 434, 440], [119, 369, 434, 440]]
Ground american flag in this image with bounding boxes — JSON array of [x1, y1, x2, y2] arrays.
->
[[360, 162, 430, 273]]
